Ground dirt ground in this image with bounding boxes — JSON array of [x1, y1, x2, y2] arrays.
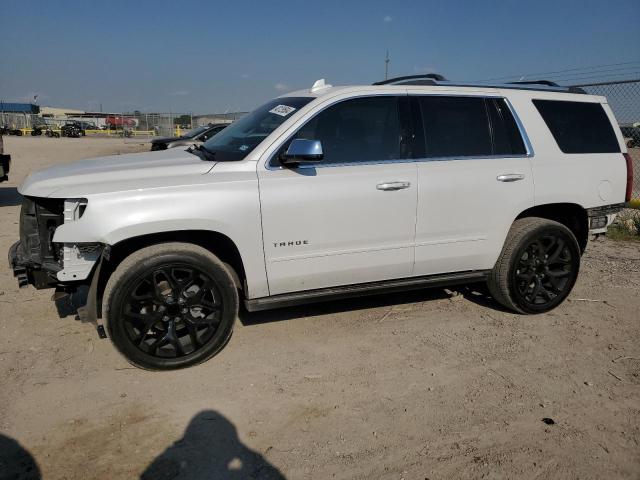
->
[[0, 136, 639, 480]]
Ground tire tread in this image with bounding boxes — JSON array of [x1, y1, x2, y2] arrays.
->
[[487, 217, 578, 314]]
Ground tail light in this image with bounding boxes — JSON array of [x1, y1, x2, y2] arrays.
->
[[624, 153, 633, 202]]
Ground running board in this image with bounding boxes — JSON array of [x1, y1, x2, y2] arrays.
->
[[244, 270, 489, 312]]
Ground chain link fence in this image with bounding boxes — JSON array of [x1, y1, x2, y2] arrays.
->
[[0, 112, 38, 132], [572, 79, 640, 202], [0, 110, 246, 140]]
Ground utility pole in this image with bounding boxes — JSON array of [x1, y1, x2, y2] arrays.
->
[[385, 50, 390, 80]]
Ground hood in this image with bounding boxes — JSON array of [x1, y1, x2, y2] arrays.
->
[[19, 148, 216, 198]]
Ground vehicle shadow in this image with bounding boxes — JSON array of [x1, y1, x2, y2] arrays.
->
[[140, 410, 285, 480], [0, 186, 22, 207], [458, 283, 515, 313], [239, 286, 456, 326], [0, 433, 41, 479]]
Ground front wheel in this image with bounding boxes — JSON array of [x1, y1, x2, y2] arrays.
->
[[103, 243, 239, 370], [488, 217, 581, 314]]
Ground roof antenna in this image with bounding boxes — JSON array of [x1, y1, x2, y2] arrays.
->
[[310, 79, 332, 93], [385, 50, 390, 80]]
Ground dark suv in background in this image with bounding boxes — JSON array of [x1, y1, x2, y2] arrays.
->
[[621, 125, 640, 148], [150, 123, 227, 151]]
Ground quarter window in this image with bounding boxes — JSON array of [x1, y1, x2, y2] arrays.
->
[[532, 99, 620, 154], [289, 96, 404, 164]]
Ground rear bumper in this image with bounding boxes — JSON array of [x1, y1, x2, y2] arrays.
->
[[9, 240, 59, 289], [586, 203, 625, 234]]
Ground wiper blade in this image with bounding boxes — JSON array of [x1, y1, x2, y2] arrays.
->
[[199, 145, 216, 161], [187, 144, 216, 161]]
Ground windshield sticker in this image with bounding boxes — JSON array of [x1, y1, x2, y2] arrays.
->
[[238, 144, 249, 151], [269, 105, 297, 117]]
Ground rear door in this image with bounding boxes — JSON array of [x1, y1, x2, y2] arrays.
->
[[258, 95, 418, 295], [410, 94, 535, 275]]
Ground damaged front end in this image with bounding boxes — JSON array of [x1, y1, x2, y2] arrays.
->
[[9, 196, 103, 290]]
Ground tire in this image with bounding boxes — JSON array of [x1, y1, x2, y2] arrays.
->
[[487, 217, 581, 314], [103, 242, 239, 370]]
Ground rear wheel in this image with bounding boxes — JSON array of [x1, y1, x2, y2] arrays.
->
[[488, 217, 580, 314], [103, 242, 238, 370]]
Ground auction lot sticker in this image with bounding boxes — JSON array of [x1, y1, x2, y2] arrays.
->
[[269, 105, 297, 116]]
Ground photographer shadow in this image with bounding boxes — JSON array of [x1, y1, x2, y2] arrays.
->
[[141, 410, 285, 480]]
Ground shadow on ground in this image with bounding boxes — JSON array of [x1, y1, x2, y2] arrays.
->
[[141, 410, 285, 480], [0, 187, 21, 207], [0, 433, 41, 480]]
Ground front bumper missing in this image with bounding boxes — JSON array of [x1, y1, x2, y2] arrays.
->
[[9, 240, 60, 289]]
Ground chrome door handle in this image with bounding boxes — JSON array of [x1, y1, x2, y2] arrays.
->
[[376, 181, 411, 191], [497, 173, 525, 182]]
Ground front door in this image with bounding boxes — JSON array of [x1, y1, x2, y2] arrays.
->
[[258, 95, 418, 295]]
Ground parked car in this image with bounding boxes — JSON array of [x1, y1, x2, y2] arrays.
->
[[1, 125, 23, 136], [60, 123, 82, 138], [150, 123, 227, 151], [0, 133, 10, 182], [621, 125, 640, 148], [61, 121, 97, 136], [9, 75, 632, 370]]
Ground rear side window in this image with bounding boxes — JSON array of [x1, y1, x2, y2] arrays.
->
[[418, 96, 492, 157], [532, 100, 620, 153], [487, 98, 527, 155], [416, 96, 527, 158]]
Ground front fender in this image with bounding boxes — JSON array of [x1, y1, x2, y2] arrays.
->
[[52, 177, 269, 298]]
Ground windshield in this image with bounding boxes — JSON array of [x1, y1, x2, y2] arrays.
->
[[201, 97, 314, 161], [182, 125, 209, 138]]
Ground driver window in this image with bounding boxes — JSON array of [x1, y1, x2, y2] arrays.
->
[[287, 96, 402, 165]]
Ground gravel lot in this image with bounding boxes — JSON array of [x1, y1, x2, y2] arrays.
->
[[1, 136, 639, 480]]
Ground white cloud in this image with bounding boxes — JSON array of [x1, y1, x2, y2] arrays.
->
[[169, 90, 189, 96], [383, 15, 392, 22], [274, 83, 289, 91]]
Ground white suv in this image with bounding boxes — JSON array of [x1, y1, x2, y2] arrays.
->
[[10, 75, 634, 369]]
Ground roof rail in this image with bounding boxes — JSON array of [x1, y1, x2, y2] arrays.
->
[[372, 74, 588, 94], [508, 80, 587, 94], [373, 74, 447, 86], [509, 80, 560, 87]]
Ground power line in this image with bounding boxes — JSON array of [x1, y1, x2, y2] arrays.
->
[[540, 65, 640, 80], [553, 72, 640, 84], [479, 60, 640, 82]]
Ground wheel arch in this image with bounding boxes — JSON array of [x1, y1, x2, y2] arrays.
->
[[515, 202, 589, 252], [96, 230, 247, 318]]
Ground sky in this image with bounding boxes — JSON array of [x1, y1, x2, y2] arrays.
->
[[1, 0, 639, 114]]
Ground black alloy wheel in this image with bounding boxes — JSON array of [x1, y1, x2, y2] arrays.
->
[[104, 243, 238, 370], [511, 233, 577, 310], [121, 264, 222, 359], [488, 217, 581, 314]]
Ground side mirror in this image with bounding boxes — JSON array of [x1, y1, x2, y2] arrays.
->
[[280, 139, 323, 165]]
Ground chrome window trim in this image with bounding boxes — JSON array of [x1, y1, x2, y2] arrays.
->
[[502, 97, 534, 157], [265, 94, 533, 171]]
